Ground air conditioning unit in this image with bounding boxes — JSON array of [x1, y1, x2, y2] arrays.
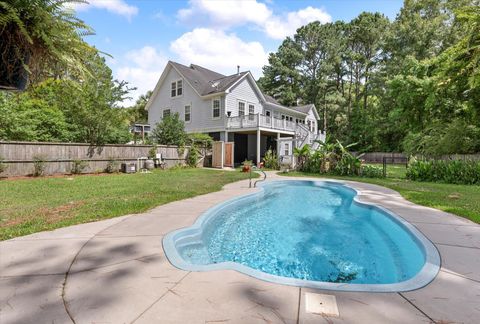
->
[[121, 163, 136, 173]]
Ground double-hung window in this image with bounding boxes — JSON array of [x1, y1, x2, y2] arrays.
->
[[212, 99, 220, 119], [177, 80, 183, 96], [238, 101, 245, 116], [248, 104, 255, 120], [284, 143, 290, 156], [163, 109, 171, 118], [171, 80, 183, 97], [184, 105, 191, 122]]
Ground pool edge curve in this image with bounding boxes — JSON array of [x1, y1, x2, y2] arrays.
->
[[162, 179, 441, 293]]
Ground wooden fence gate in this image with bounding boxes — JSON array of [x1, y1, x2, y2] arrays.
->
[[224, 142, 234, 167], [212, 141, 235, 168]]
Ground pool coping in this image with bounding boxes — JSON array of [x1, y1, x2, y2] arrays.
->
[[162, 179, 441, 293]]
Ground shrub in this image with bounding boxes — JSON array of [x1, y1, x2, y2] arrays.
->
[[33, 155, 47, 177], [151, 113, 186, 146], [148, 146, 157, 159], [0, 156, 7, 174], [186, 146, 199, 167], [105, 158, 120, 173], [360, 165, 384, 178], [71, 160, 88, 174], [188, 133, 213, 148], [406, 158, 480, 184], [333, 154, 361, 176], [263, 149, 279, 170]]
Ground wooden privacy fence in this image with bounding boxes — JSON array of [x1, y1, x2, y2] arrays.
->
[[0, 141, 189, 177], [353, 152, 480, 164]]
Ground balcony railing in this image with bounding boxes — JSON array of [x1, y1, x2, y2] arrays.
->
[[226, 114, 297, 132]]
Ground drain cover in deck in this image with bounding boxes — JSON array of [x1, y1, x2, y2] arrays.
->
[[305, 292, 339, 316]]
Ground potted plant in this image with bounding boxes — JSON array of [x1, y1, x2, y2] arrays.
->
[[242, 159, 253, 172]]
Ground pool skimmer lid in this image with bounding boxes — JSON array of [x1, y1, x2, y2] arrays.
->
[[305, 292, 339, 317]]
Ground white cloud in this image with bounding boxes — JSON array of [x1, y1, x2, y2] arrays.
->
[[177, 0, 331, 39], [178, 0, 271, 28], [170, 28, 268, 78], [71, 0, 138, 20], [264, 6, 332, 39], [115, 46, 168, 106]]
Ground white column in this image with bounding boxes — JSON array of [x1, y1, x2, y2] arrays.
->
[[276, 132, 280, 157], [256, 129, 261, 166]]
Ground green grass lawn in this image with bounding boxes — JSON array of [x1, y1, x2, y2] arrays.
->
[[0, 168, 254, 240], [279, 170, 480, 224]]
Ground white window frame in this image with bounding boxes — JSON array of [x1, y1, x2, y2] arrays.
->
[[163, 108, 171, 118], [184, 104, 191, 123], [171, 79, 183, 98], [284, 143, 290, 156], [248, 104, 255, 121], [170, 82, 176, 97], [238, 101, 245, 116], [212, 98, 221, 119]]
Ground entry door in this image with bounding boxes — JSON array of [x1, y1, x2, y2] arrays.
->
[[224, 142, 234, 167]]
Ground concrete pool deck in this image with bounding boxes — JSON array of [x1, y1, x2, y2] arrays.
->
[[1, 172, 479, 323]]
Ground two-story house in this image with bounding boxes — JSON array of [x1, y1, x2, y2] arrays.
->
[[146, 61, 325, 166]]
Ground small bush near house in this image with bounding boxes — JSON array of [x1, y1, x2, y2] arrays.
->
[[360, 165, 385, 178], [33, 155, 47, 177], [71, 160, 88, 174], [105, 158, 120, 173], [263, 149, 279, 170], [406, 159, 480, 185], [151, 113, 186, 146]]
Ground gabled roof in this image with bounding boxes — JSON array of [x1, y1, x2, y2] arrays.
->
[[170, 61, 249, 96], [202, 72, 249, 95], [264, 94, 320, 119], [146, 61, 318, 119]]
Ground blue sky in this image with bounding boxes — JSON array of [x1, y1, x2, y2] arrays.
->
[[73, 0, 403, 105]]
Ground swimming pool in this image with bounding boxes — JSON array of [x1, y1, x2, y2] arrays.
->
[[163, 180, 440, 292]]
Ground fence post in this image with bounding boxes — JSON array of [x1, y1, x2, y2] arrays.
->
[[383, 157, 387, 178]]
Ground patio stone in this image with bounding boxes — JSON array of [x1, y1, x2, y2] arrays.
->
[[0, 238, 87, 276], [402, 270, 480, 324], [436, 244, 480, 282], [411, 222, 480, 248], [134, 270, 299, 324], [299, 288, 429, 323], [64, 235, 186, 323], [0, 275, 70, 324]]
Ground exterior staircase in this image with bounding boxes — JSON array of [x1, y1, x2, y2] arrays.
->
[[294, 123, 326, 150], [279, 124, 326, 169]]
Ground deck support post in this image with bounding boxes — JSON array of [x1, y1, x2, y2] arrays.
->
[[256, 129, 261, 166], [276, 132, 280, 158]]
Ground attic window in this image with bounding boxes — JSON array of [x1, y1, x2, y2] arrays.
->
[[171, 79, 183, 97]]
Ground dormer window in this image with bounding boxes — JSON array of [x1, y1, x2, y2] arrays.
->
[[171, 79, 183, 97]]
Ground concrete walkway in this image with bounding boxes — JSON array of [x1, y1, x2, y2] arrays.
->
[[1, 172, 479, 323]]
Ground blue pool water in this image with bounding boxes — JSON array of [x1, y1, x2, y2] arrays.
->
[[172, 181, 428, 285]]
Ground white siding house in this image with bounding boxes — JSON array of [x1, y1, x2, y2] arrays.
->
[[147, 61, 325, 165]]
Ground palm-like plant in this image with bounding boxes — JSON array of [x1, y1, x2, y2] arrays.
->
[[293, 144, 311, 171], [0, 0, 97, 90]]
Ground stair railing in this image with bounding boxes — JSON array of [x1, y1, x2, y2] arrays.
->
[[249, 166, 267, 188]]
